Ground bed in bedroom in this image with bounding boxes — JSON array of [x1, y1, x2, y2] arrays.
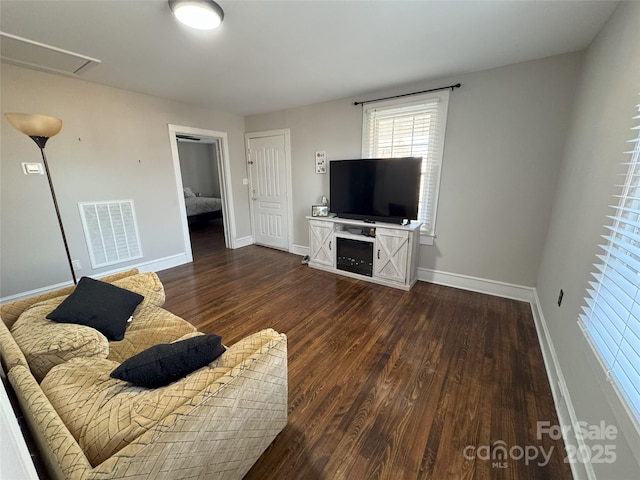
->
[[183, 187, 223, 224]]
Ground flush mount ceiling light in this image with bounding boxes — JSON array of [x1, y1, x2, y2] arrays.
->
[[169, 0, 224, 30]]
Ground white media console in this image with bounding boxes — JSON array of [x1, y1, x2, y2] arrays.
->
[[307, 216, 421, 291]]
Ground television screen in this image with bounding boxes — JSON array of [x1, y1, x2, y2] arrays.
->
[[329, 157, 421, 224]]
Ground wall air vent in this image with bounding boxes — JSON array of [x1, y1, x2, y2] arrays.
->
[[0, 31, 101, 76], [79, 200, 143, 269]]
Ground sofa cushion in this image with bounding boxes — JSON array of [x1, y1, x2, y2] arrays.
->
[[10, 273, 167, 379], [42, 353, 229, 466], [40, 329, 284, 467], [42, 357, 188, 467], [47, 277, 143, 341], [111, 272, 166, 312], [0, 268, 140, 329], [11, 300, 109, 382], [107, 305, 197, 362], [111, 334, 226, 388]]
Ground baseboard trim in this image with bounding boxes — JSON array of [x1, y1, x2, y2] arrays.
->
[[90, 253, 189, 278], [0, 280, 74, 304], [134, 253, 189, 274], [0, 253, 190, 303], [530, 289, 592, 480], [233, 236, 254, 249], [417, 267, 535, 302], [290, 244, 309, 256]]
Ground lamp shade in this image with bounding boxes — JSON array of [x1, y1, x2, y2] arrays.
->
[[5, 113, 62, 138]]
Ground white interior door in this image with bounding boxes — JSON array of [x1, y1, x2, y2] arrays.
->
[[247, 133, 290, 251]]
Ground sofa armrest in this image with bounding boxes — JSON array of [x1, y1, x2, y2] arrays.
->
[[8, 365, 94, 480], [87, 332, 288, 480], [0, 317, 28, 373]]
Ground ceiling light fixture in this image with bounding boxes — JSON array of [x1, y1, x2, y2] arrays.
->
[[168, 0, 224, 30]]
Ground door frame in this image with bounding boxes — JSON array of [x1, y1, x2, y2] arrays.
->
[[245, 129, 294, 252], [168, 124, 237, 262]]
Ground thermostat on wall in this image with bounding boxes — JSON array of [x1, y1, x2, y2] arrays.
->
[[21, 163, 44, 175]]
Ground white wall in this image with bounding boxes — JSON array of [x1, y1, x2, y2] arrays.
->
[[177, 142, 221, 197], [536, 2, 640, 477], [246, 52, 583, 287], [1, 64, 250, 298]]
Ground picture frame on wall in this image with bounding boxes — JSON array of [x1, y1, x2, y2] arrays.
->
[[315, 151, 327, 174], [312, 205, 329, 217]]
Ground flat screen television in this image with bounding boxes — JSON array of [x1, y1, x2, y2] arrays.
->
[[329, 157, 421, 225]]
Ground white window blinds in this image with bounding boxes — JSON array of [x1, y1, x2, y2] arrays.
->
[[580, 100, 640, 422], [362, 91, 449, 236]]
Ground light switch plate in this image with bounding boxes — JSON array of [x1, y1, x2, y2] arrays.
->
[[22, 162, 44, 175]]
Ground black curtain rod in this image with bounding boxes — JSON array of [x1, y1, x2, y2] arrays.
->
[[354, 83, 461, 106]]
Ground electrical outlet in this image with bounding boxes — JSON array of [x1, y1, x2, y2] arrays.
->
[[72, 260, 81, 271], [557, 289, 564, 307]]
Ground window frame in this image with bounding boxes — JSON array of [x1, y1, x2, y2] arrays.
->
[[361, 91, 450, 245], [579, 100, 640, 433]]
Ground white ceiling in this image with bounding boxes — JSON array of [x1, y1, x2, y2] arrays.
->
[[0, 0, 619, 116]]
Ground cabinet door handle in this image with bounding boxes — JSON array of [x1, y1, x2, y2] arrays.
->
[[329, 241, 332, 250], [377, 249, 380, 259]]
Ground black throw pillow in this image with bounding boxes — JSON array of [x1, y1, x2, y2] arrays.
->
[[47, 277, 144, 341], [110, 334, 226, 388]]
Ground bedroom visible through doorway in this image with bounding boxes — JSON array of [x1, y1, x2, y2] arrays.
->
[[168, 124, 237, 265], [177, 137, 225, 257]]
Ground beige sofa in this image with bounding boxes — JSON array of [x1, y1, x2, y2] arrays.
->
[[0, 269, 287, 480]]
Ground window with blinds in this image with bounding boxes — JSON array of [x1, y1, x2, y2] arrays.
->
[[580, 100, 640, 423], [362, 91, 449, 237]]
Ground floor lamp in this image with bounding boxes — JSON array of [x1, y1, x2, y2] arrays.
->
[[5, 113, 77, 285]]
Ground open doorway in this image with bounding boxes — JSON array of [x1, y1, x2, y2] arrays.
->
[[168, 124, 237, 264], [177, 137, 225, 255]]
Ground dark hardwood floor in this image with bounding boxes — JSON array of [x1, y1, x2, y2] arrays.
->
[[157, 223, 572, 480]]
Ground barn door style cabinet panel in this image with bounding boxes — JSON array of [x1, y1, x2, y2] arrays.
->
[[309, 219, 335, 268], [307, 217, 420, 290]]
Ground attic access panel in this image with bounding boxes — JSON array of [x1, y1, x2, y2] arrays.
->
[[0, 31, 101, 76]]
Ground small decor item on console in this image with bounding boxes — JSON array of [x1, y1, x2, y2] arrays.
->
[[361, 227, 376, 237], [312, 205, 329, 217]]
